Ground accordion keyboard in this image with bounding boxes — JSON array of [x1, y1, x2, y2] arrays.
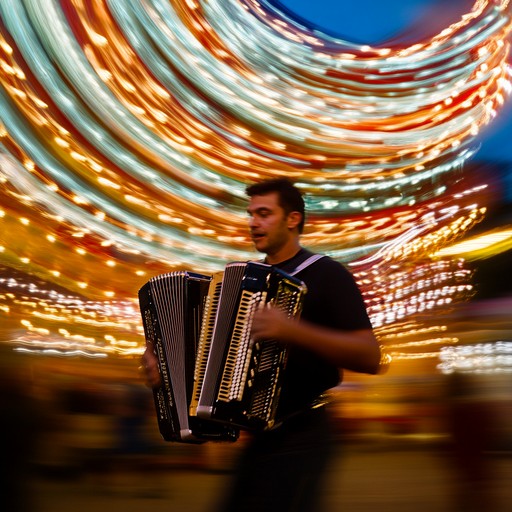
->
[[218, 290, 266, 402]]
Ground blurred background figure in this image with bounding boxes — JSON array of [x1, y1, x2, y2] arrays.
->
[[0, 349, 42, 512], [445, 372, 497, 512]]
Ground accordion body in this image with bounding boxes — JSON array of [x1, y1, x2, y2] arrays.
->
[[138, 262, 307, 442]]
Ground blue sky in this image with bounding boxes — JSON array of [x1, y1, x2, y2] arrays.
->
[[270, 0, 512, 164]]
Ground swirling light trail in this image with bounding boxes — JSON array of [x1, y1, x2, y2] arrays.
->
[[0, 0, 511, 362]]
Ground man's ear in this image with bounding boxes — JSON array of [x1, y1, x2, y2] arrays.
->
[[287, 211, 302, 231]]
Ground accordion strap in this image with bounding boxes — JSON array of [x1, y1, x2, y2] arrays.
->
[[289, 253, 325, 276], [253, 252, 325, 276]]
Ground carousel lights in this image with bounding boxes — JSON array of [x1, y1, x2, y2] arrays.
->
[[0, 1, 511, 357], [438, 341, 512, 374], [433, 227, 512, 259]]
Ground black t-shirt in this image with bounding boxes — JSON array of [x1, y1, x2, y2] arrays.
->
[[271, 248, 373, 417]]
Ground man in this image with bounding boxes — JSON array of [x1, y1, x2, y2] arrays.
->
[[142, 178, 381, 511]]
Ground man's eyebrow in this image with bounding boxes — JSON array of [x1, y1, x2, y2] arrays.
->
[[247, 206, 272, 214]]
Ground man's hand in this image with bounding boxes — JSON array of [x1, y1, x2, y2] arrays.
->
[[251, 306, 295, 343], [140, 347, 161, 388], [252, 305, 382, 375]]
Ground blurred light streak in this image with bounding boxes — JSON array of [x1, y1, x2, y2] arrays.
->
[[433, 225, 512, 259], [14, 346, 109, 358], [438, 341, 512, 373]]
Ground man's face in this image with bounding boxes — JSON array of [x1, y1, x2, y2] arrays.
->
[[247, 192, 294, 256]]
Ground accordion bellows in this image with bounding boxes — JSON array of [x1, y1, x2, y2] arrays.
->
[[138, 261, 307, 443]]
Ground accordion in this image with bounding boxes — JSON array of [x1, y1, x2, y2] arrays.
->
[[138, 261, 307, 443]]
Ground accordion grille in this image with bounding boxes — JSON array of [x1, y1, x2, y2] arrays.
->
[[244, 277, 305, 423]]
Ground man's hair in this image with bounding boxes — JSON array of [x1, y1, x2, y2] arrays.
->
[[246, 178, 306, 233]]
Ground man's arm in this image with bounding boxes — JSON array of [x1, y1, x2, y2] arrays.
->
[[251, 307, 381, 375]]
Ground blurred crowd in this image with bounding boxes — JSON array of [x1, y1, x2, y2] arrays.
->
[[1, 306, 511, 512]]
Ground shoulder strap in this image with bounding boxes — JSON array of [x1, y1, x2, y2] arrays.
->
[[289, 254, 325, 276]]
